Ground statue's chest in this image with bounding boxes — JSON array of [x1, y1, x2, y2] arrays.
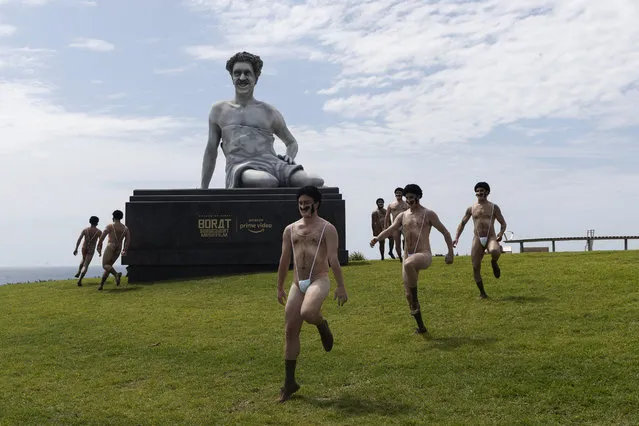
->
[[219, 106, 271, 129]]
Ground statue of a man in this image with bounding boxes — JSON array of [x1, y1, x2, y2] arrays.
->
[[200, 52, 325, 189]]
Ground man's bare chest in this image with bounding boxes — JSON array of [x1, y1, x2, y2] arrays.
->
[[219, 104, 272, 129]]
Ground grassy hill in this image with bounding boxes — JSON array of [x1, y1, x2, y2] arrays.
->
[[1, 251, 638, 425]]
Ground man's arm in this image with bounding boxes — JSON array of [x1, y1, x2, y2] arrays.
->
[[97, 225, 110, 256], [453, 207, 472, 247], [371, 211, 377, 234], [326, 224, 347, 306], [73, 229, 85, 255], [430, 211, 454, 253], [493, 204, 507, 241], [277, 226, 293, 305], [272, 108, 299, 162], [384, 205, 392, 228], [201, 105, 222, 189], [122, 228, 131, 255]]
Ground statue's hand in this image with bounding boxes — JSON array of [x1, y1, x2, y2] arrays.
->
[[277, 154, 296, 165]]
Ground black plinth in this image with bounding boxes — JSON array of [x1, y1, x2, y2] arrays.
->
[[122, 187, 348, 283]]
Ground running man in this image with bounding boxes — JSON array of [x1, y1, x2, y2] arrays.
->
[[385, 187, 408, 260], [73, 216, 102, 286], [96, 210, 130, 291], [452, 182, 507, 299], [371, 198, 394, 260], [371, 184, 454, 334], [277, 185, 348, 402]]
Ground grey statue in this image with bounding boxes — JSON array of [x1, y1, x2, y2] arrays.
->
[[200, 52, 325, 189]]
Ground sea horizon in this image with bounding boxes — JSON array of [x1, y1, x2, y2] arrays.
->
[[0, 266, 115, 286]]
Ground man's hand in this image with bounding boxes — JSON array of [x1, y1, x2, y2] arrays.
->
[[97, 246, 102, 257], [452, 238, 459, 248], [496, 234, 503, 242], [445, 252, 454, 264], [277, 154, 296, 165], [334, 286, 348, 307], [370, 237, 378, 248], [277, 287, 287, 305], [121, 250, 127, 256], [73, 250, 78, 256]]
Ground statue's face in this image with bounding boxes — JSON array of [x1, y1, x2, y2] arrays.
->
[[232, 62, 256, 94]]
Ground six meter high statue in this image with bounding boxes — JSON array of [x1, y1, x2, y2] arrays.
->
[[122, 52, 348, 282]]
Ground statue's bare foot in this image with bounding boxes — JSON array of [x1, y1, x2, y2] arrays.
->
[[278, 381, 300, 403], [491, 260, 501, 278]]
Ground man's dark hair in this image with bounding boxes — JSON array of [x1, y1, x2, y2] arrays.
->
[[394, 187, 403, 194], [112, 210, 124, 220], [297, 186, 322, 207], [89, 216, 99, 226], [403, 184, 423, 199], [474, 181, 490, 194], [226, 51, 263, 79], [376, 198, 384, 204]]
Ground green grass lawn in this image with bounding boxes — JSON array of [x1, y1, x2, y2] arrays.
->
[[1, 251, 638, 425]]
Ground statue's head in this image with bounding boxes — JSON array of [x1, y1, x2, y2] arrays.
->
[[226, 51, 263, 95]]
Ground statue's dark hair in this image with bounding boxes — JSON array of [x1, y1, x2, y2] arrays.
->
[[225, 51, 263, 79]]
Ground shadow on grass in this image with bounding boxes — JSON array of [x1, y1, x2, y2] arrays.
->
[[298, 393, 411, 416], [427, 335, 498, 350], [102, 286, 143, 294], [495, 295, 549, 303]]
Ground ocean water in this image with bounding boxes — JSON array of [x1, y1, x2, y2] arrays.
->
[[0, 266, 115, 286]]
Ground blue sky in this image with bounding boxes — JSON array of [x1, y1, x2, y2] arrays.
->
[[1, 0, 638, 266]]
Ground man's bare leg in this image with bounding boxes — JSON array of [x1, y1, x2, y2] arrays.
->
[[240, 170, 279, 188], [402, 253, 432, 334], [281, 285, 303, 402], [378, 239, 385, 260], [388, 238, 395, 259], [487, 240, 501, 278], [75, 262, 83, 278], [289, 170, 324, 187], [300, 277, 332, 351], [471, 239, 488, 298], [392, 231, 402, 261]]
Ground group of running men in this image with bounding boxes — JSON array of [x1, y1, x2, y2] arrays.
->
[[277, 182, 506, 402], [72, 209, 130, 290]]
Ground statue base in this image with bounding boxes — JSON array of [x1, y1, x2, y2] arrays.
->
[[122, 187, 348, 283]]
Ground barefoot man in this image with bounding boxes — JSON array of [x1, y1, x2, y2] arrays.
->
[[371, 184, 454, 334], [277, 185, 348, 402], [73, 215, 102, 286], [96, 210, 130, 291], [452, 182, 507, 299], [371, 198, 394, 260], [385, 187, 408, 260]]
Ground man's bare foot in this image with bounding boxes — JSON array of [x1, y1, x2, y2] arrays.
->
[[278, 381, 300, 403], [480, 293, 488, 299], [317, 319, 334, 352], [388, 252, 395, 259], [414, 326, 428, 335], [491, 260, 501, 278], [98, 284, 103, 291], [116, 272, 122, 286], [77, 281, 82, 287]]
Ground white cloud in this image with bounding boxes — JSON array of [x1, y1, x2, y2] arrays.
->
[[0, 24, 16, 36], [154, 66, 188, 75], [68, 37, 114, 52], [186, 0, 639, 145]]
